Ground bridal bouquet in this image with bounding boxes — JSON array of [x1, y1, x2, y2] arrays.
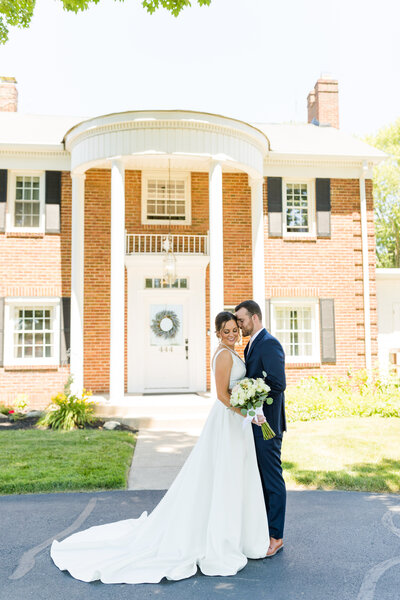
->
[[230, 372, 275, 440]]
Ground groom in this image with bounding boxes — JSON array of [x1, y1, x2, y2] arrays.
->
[[235, 300, 286, 558]]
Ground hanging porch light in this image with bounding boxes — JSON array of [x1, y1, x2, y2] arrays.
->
[[161, 158, 176, 286], [162, 234, 176, 285]]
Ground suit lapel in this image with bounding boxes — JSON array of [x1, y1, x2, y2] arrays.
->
[[244, 341, 250, 361], [246, 328, 266, 361]]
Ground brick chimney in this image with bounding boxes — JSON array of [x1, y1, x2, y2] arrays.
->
[[0, 76, 18, 112], [307, 75, 339, 128]]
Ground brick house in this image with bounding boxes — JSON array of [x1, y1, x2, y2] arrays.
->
[[0, 76, 385, 409]]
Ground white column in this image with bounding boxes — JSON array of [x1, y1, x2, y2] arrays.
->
[[110, 159, 126, 403], [360, 162, 372, 371], [250, 176, 266, 316], [209, 160, 224, 359], [70, 173, 85, 395]]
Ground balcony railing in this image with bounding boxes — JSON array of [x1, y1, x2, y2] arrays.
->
[[126, 233, 209, 255]]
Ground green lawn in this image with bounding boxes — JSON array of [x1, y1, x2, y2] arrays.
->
[[283, 417, 400, 493], [1, 418, 399, 496], [0, 429, 136, 495]]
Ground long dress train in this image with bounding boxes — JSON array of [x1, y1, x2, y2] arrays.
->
[[50, 349, 269, 583]]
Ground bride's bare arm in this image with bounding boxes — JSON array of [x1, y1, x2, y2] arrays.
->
[[214, 350, 244, 417]]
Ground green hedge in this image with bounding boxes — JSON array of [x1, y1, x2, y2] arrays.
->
[[286, 369, 400, 422]]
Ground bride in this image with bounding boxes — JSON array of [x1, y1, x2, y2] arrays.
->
[[50, 311, 269, 584]]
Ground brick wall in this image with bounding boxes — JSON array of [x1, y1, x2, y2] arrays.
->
[[0, 172, 71, 408], [264, 177, 377, 385], [0, 168, 377, 406]]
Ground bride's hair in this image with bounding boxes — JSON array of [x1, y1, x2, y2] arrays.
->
[[215, 311, 238, 335]]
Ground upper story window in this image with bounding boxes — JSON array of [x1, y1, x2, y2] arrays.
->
[[3, 298, 60, 366], [270, 299, 320, 363], [6, 171, 45, 233], [142, 171, 191, 225], [283, 180, 315, 237]]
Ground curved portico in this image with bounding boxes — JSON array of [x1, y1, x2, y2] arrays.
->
[[64, 110, 270, 401]]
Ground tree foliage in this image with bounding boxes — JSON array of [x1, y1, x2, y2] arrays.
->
[[0, 0, 211, 43], [365, 119, 400, 268]]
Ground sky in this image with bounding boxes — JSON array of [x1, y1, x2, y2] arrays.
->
[[0, 0, 399, 137]]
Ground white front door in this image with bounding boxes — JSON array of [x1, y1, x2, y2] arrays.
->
[[126, 255, 209, 394], [143, 294, 189, 391]]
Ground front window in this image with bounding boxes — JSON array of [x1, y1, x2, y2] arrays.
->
[[271, 300, 319, 363], [14, 308, 53, 359], [7, 171, 45, 232], [142, 172, 191, 225], [283, 180, 315, 236], [15, 176, 41, 228], [3, 299, 60, 366]]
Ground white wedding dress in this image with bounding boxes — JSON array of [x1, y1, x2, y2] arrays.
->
[[50, 349, 269, 584]]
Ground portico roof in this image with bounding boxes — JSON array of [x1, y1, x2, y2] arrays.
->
[[0, 110, 386, 166]]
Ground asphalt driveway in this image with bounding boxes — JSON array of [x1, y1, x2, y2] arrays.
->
[[1, 489, 399, 600]]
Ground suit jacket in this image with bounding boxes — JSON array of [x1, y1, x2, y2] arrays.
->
[[244, 328, 287, 435]]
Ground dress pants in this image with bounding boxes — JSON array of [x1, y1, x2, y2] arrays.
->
[[252, 426, 286, 540]]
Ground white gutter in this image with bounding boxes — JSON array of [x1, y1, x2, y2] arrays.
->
[[360, 160, 372, 371]]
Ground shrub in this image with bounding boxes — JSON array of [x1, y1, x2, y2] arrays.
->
[[0, 404, 13, 416], [286, 368, 400, 422], [38, 379, 95, 431]]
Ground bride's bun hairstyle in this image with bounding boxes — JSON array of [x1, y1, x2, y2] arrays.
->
[[215, 311, 238, 337]]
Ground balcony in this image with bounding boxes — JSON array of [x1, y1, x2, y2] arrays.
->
[[125, 233, 209, 256]]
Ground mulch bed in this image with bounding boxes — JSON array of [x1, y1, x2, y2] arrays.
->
[[0, 415, 138, 432]]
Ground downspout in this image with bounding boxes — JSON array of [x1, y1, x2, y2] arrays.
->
[[360, 160, 372, 371]]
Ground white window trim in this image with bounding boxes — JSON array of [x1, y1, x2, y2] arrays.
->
[[6, 170, 46, 233], [282, 178, 316, 238], [270, 298, 320, 364], [141, 170, 191, 225], [4, 298, 60, 366]]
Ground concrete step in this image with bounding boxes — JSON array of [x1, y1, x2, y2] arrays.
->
[[93, 393, 214, 432]]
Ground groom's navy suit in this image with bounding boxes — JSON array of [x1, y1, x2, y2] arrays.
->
[[244, 328, 286, 539]]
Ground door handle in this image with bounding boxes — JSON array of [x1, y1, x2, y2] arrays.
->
[[185, 338, 189, 360]]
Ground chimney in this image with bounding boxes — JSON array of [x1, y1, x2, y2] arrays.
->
[[0, 76, 18, 112], [307, 75, 339, 128]]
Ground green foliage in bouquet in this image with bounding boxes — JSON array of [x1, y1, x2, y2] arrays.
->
[[286, 368, 400, 422], [38, 376, 95, 431]]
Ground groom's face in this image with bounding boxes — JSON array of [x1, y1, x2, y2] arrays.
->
[[235, 308, 255, 337]]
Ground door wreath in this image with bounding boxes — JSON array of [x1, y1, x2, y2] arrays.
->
[[151, 309, 180, 340]]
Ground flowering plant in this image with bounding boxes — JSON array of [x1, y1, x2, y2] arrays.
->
[[38, 377, 94, 431], [230, 371, 275, 440], [14, 393, 29, 414]]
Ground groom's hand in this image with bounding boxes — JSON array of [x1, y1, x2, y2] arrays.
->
[[252, 415, 266, 426]]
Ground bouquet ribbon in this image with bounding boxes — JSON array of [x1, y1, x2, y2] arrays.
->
[[242, 404, 265, 430]]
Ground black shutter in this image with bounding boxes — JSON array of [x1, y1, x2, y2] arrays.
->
[[267, 177, 282, 236], [320, 299, 336, 363], [0, 170, 7, 233], [264, 299, 271, 332], [0, 298, 4, 367], [45, 171, 61, 233], [316, 178, 331, 237], [60, 297, 71, 365]]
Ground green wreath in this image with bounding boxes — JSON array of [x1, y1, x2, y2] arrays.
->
[[151, 310, 180, 340]]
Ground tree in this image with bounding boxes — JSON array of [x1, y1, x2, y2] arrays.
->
[[0, 0, 211, 43], [365, 119, 400, 268]]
